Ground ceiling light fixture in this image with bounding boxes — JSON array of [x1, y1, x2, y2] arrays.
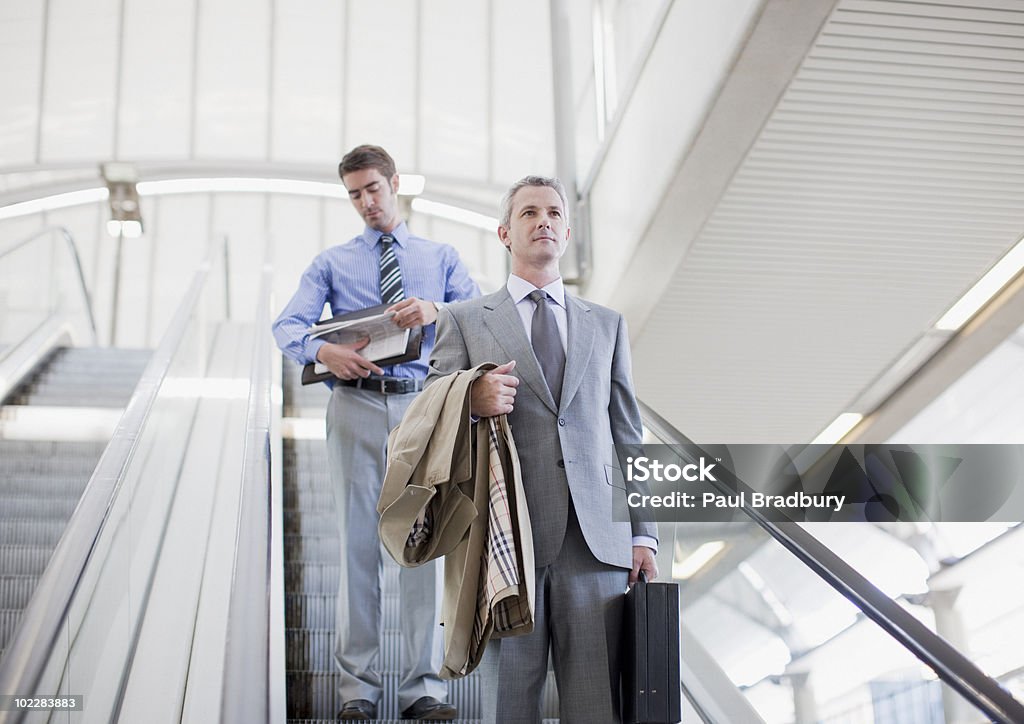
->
[[934, 234, 1024, 332], [0, 176, 491, 230], [410, 198, 498, 231], [0, 188, 107, 221], [810, 412, 863, 445], [136, 177, 348, 198]]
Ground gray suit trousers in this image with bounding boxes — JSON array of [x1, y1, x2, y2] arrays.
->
[[326, 385, 446, 710], [479, 504, 628, 724]]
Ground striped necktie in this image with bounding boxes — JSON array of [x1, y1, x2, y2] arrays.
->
[[379, 234, 405, 304]]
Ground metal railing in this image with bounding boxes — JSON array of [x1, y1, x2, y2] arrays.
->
[[0, 226, 97, 400], [0, 239, 228, 723], [0, 225, 97, 350], [220, 262, 275, 723], [638, 400, 1024, 724]]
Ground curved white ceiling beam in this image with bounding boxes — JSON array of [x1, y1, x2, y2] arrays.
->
[[0, 175, 498, 231]]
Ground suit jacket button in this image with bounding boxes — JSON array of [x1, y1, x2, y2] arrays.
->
[[557, 459, 565, 468], [558, 418, 565, 426]]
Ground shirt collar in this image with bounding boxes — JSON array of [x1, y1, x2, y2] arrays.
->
[[363, 221, 409, 248], [507, 274, 565, 308]]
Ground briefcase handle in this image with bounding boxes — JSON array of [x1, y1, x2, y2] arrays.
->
[[638, 569, 649, 584]]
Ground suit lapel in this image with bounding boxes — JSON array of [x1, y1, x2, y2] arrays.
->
[[560, 294, 594, 410], [483, 289, 558, 415]]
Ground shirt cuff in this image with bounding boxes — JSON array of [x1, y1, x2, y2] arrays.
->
[[632, 535, 657, 553], [305, 337, 327, 365]]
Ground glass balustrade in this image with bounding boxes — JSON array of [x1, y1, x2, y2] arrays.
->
[[638, 404, 1024, 724], [0, 227, 96, 365]]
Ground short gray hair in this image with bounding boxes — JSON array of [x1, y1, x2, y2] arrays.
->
[[499, 176, 569, 228]]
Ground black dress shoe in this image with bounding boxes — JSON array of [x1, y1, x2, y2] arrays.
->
[[400, 695, 458, 720], [338, 698, 377, 720]]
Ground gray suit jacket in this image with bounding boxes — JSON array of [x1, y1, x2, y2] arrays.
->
[[429, 287, 656, 569]]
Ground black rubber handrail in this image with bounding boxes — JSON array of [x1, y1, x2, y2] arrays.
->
[[638, 399, 1024, 724]]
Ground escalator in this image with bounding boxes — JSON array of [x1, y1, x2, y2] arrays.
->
[[1, 227, 1020, 723], [0, 347, 150, 661], [0, 234, 281, 723], [280, 363, 493, 722], [639, 403, 1024, 724], [280, 359, 1024, 723]]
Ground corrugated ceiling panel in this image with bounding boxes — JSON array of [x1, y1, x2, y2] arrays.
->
[[634, 0, 1024, 443]]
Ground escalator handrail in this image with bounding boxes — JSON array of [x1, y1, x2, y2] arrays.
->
[[638, 400, 1024, 724], [0, 245, 222, 712], [0, 225, 98, 346], [220, 263, 274, 723]]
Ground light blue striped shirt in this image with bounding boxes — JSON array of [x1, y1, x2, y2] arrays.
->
[[272, 222, 480, 383]]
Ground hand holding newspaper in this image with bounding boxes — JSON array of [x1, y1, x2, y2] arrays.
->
[[309, 310, 412, 374]]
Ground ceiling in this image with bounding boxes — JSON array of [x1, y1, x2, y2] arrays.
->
[[0, 0, 556, 206], [620, 0, 1024, 444], [2, 0, 1023, 445], [3, 0, 1024, 712]]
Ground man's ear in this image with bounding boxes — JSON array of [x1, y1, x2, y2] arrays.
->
[[390, 173, 400, 194]]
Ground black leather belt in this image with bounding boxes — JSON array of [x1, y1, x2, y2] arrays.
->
[[337, 376, 424, 394]]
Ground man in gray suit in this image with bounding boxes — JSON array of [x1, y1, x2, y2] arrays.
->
[[428, 176, 659, 723]]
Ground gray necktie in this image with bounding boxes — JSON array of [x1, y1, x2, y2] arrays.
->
[[529, 289, 564, 405]]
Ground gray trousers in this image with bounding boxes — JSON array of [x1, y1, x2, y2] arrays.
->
[[326, 385, 446, 710], [479, 505, 628, 723]]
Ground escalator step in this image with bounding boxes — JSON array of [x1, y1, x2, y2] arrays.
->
[[284, 488, 334, 511], [0, 575, 39, 609], [0, 546, 53, 575], [2, 347, 150, 407], [285, 511, 336, 536], [286, 671, 342, 721], [5, 394, 130, 407], [0, 477, 90, 497], [18, 379, 140, 393], [0, 460, 103, 478], [0, 440, 106, 456], [285, 592, 396, 640], [281, 428, 498, 723], [286, 563, 339, 594], [0, 520, 67, 546], [286, 628, 335, 671], [0, 496, 79, 519], [284, 535, 339, 563], [1, 609, 23, 650], [285, 594, 336, 630], [286, 474, 333, 492]]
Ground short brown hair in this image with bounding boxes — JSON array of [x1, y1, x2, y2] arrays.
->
[[339, 145, 397, 180]]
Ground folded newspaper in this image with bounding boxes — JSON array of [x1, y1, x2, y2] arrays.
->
[[308, 311, 411, 373]]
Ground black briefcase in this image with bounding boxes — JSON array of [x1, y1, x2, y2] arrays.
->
[[623, 571, 681, 724]]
